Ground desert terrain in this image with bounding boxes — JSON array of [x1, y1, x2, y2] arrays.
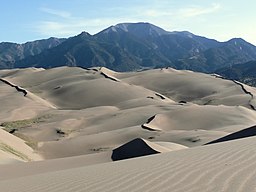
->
[[1, 66, 256, 191]]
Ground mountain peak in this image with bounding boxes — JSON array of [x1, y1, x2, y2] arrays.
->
[[228, 38, 246, 44], [170, 31, 196, 38], [78, 31, 91, 36], [226, 38, 256, 48], [100, 22, 170, 37], [117, 22, 170, 37], [72, 31, 92, 41]]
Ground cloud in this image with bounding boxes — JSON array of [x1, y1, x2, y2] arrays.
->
[[40, 7, 71, 18], [179, 3, 221, 18], [35, 17, 137, 37], [143, 9, 173, 17], [37, 6, 134, 37], [36, 21, 75, 36], [35, 2, 222, 38], [37, 7, 87, 36]]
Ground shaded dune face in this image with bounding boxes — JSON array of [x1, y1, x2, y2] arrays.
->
[[205, 125, 256, 145], [111, 138, 159, 161], [111, 138, 186, 161], [1, 66, 256, 162]]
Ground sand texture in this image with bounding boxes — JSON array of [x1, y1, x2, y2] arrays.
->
[[1, 136, 256, 191], [1, 66, 256, 191]]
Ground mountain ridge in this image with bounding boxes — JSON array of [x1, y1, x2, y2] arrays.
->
[[0, 37, 66, 69], [216, 60, 256, 86], [1, 22, 256, 73]]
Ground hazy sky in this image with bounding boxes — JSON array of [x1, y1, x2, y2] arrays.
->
[[1, 0, 256, 45]]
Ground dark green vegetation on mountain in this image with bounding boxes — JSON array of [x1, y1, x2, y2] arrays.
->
[[216, 61, 256, 86], [0, 38, 65, 69], [1, 22, 256, 74]]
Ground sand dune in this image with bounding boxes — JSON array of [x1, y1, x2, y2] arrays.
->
[[112, 138, 162, 161], [206, 125, 256, 145], [0, 128, 42, 163], [142, 104, 256, 132], [111, 138, 186, 161], [0, 152, 111, 180], [0, 79, 52, 121], [1, 135, 256, 191], [3, 67, 174, 109], [1, 66, 256, 191], [1, 66, 256, 159], [114, 68, 256, 109]]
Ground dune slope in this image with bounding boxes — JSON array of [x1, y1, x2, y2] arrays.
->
[[1, 136, 256, 191], [1, 66, 256, 162], [1, 66, 256, 191]]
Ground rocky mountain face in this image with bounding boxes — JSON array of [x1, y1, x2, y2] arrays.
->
[[216, 60, 256, 86], [176, 38, 256, 72], [1, 22, 256, 73], [0, 37, 65, 68]]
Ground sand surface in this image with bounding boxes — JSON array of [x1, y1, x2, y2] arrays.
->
[[1, 136, 256, 191], [1, 66, 256, 191]]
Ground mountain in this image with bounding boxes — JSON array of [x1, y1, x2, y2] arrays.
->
[[3, 22, 256, 72], [0, 37, 65, 69], [95, 23, 223, 70], [175, 38, 256, 72], [14, 32, 144, 71], [215, 60, 256, 86]]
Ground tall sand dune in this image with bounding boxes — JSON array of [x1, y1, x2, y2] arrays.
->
[[115, 68, 256, 109], [1, 66, 256, 159], [1, 66, 256, 191]]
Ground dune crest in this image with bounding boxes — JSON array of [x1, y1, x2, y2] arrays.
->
[[205, 125, 256, 145], [112, 138, 160, 161], [112, 138, 187, 161]]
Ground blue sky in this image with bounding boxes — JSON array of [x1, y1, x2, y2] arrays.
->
[[1, 0, 256, 45]]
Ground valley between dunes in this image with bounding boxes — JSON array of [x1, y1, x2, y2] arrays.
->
[[1, 66, 256, 191]]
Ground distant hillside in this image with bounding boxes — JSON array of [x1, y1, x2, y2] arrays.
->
[[216, 61, 256, 86], [2, 22, 256, 72], [14, 32, 143, 71], [0, 37, 65, 68], [176, 38, 256, 72]]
